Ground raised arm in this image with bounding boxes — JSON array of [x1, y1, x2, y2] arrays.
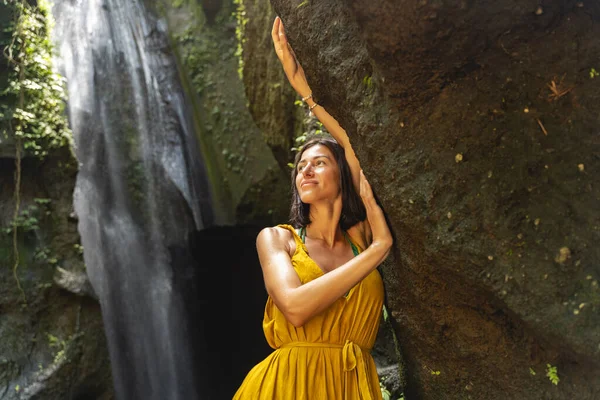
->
[[272, 16, 372, 243]]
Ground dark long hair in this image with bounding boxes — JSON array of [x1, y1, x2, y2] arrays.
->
[[289, 136, 366, 230]]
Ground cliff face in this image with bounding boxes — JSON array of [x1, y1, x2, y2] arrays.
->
[[0, 3, 113, 399], [155, 0, 291, 227], [240, 0, 600, 398], [0, 152, 113, 400]]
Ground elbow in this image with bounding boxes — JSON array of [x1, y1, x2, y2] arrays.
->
[[372, 239, 393, 253], [382, 239, 394, 252], [369, 239, 393, 262], [279, 297, 309, 328]]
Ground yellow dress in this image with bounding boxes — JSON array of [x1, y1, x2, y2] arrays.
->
[[233, 224, 384, 400]]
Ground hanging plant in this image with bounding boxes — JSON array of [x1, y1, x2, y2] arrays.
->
[[1, 0, 73, 160], [1, 0, 73, 303]]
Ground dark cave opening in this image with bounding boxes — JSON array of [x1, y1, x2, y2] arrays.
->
[[172, 224, 272, 399]]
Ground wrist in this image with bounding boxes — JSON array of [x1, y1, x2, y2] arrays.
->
[[300, 91, 319, 113]]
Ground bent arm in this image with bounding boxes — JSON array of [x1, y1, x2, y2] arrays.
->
[[258, 227, 389, 327]]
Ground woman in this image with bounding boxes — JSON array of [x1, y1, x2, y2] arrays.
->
[[233, 16, 393, 399]]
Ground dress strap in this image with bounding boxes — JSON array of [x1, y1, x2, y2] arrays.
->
[[297, 227, 358, 256], [343, 231, 360, 256]]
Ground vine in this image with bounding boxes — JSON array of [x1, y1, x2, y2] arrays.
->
[[232, 0, 248, 80], [1, 0, 73, 302]]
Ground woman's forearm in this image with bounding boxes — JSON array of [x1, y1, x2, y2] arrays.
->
[[304, 100, 351, 149], [303, 99, 363, 192], [283, 241, 390, 327]]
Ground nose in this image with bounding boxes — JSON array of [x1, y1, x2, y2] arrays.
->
[[301, 162, 314, 176]]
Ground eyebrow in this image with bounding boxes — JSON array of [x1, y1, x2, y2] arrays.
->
[[297, 155, 331, 165]]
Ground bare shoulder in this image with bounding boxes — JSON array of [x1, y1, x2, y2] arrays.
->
[[256, 225, 295, 255], [346, 221, 370, 251]]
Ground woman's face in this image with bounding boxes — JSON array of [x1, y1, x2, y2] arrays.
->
[[295, 144, 341, 204]]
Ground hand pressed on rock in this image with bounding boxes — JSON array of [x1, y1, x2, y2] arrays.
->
[[271, 16, 311, 98], [360, 170, 392, 251]]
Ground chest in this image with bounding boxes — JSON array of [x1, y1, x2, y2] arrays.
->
[[304, 240, 355, 274]]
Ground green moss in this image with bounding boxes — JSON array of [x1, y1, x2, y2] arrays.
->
[[164, 1, 239, 223], [362, 74, 375, 94], [233, 0, 248, 80], [0, 0, 73, 160]]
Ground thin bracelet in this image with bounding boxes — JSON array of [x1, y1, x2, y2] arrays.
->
[[301, 93, 313, 102], [309, 102, 318, 111]]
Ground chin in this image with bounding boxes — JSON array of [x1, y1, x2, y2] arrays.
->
[[299, 194, 314, 204]]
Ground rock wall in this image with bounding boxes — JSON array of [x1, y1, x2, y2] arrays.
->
[[241, 0, 600, 398], [0, 152, 113, 399], [155, 0, 291, 226]]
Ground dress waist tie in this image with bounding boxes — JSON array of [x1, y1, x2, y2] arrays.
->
[[280, 340, 375, 400]]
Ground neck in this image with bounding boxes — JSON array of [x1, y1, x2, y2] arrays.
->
[[306, 200, 344, 248]]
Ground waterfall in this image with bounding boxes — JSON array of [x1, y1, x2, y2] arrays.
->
[[50, 0, 217, 398]]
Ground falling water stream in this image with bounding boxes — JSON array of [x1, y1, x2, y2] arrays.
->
[[50, 0, 218, 398]]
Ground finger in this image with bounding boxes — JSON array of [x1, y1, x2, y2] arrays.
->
[[360, 171, 368, 196], [271, 16, 279, 44], [278, 21, 298, 73], [360, 171, 374, 200], [360, 170, 369, 189], [363, 182, 373, 200], [278, 18, 288, 48], [283, 27, 302, 70], [271, 17, 282, 56], [279, 17, 286, 36]]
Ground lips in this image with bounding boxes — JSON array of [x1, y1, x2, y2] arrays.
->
[[301, 180, 318, 187]]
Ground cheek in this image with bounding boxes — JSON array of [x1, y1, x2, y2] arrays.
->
[[332, 170, 342, 189]]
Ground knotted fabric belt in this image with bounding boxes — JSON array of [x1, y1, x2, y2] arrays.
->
[[279, 340, 375, 399]]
